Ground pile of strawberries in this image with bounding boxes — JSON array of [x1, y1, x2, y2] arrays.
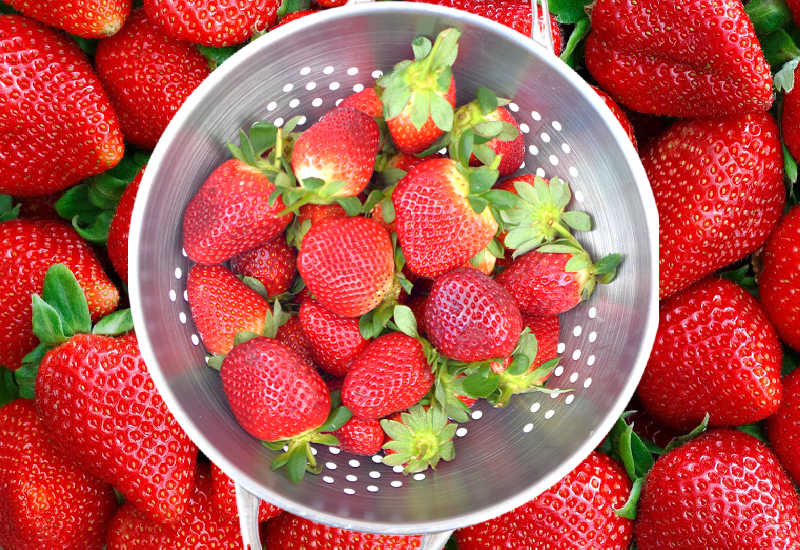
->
[[2, 0, 800, 548]]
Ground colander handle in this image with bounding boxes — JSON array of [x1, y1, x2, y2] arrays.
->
[[235, 482, 262, 550], [531, 0, 555, 53], [420, 530, 456, 549]]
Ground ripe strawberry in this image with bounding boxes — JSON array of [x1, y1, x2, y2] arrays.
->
[[316, 0, 346, 6], [299, 298, 368, 377], [183, 158, 292, 264], [144, 0, 278, 47], [456, 451, 633, 549], [297, 215, 395, 317], [768, 369, 800, 486], [425, 267, 522, 362], [641, 113, 784, 298], [332, 416, 384, 455], [107, 166, 143, 285], [783, 65, 800, 161], [338, 87, 383, 118], [276, 314, 314, 364], [450, 103, 524, 176], [759, 205, 800, 351], [262, 513, 423, 549], [625, 396, 679, 449], [637, 277, 782, 431], [0, 400, 116, 550], [517, 314, 559, 371], [5, 0, 129, 37], [0, 15, 124, 196], [0, 219, 118, 370], [342, 332, 434, 419], [635, 430, 800, 549], [209, 462, 281, 523], [393, 157, 500, 278], [271, 9, 318, 28], [95, 8, 211, 149], [229, 239, 296, 298], [36, 332, 198, 524], [591, 85, 637, 150], [405, 293, 429, 337], [585, 0, 773, 117], [297, 202, 347, 227]]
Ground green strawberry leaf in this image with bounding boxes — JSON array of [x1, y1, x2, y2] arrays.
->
[[472, 144, 496, 167], [56, 185, 103, 225], [336, 197, 363, 217], [380, 197, 396, 224], [472, 121, 504, 139], [562, 210, 592, 232], [393, 305, 419, 339], [0, 1, 19, 14], [762, 30, 800, 67], [14, 345, 45, 400], [197, 44, 243, 70], [617, 420, 655, 480], [745, 0, 793, 36], [362, 189, 385, 216], [736, 422, 769, 443], [462, 371, 499, 399], [285, 444, 309, 483], [382, 83, 413, 120], [207, 355, 225, 371], [318, 405, 353, 433], [560, 17, 591, 69], [31, 294, 67, 347], [92, 309, 134, 336], [233, 331, 260, 347], [242, 276, 270, 299], [72, 210, 113, 244], [476, 87, 498, 115], [312, 433, 340, 447], [549, 0, 592, 23], [783, 145, 798, 204], [614, 477, 644, 520], [0, 365, 19, 407], [430, 93, 454, 132], [664, 414, 710, 452], [718, 263, 757, 295], [0, 195, 19, 222], [68, 34, 98, 56], [41, 264, 91, 337], [411, 36, 433, 61]]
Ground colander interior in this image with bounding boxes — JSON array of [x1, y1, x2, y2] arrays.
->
[[129, 2, 658, 534]]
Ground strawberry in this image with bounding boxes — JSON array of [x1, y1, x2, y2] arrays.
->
[[36, 332, 198, 524], [316, 0, 346, 6], [425, 267, 522, 362], [0, 219, 118, 370], [299, 298, 368, 377], [641, 113, 784, 298], [106, 463, 242, 549], [209, 462, 281, 523], [585, 0, 773, 117], [338, 87, 383, 118], [15, 192, 60, 220], [782, 65, 800, 161], [297, 215, 395, 317], [144, 0, 279, 47], [514, 313, 559, 373], [95, 8, 211, 149], [635, 430, 800, 549], [456, 451, 633, 549], [0, 15, 124, 196], [405, 293, 429, 337], [768, 369, 800, 486], [332, 416, 384, 456], [378, 28, 459, 154], [637, 277, 782, 431], [229, 238, 296, 299], [276, 314, 315, 364], [107, 166, 144, 285], [625, 396, 679, 449], [262, 513, 423, 549], [271, 9, 318, 28], [759, 205, 800, 351], [186, 264, 270, 355], [0, 400, 116, 550], [591, 85, 637, 150], [183, 158, 292, 264], [450, 101, 524, 177], [5, 0, 129, 37], [341, 332, 434, 419]]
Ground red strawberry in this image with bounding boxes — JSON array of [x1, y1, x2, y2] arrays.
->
[[297, 215, 395, 317], [759, 205, 800, 351], [5, 0, 129, 37], [297, 202, 347, 227], [36, 333, 198, 524], [783, 65, 800, 162], [95, 8, 211, 149], [405, 293, 429, 337], [0, 219, 119, 370], [271, 9, 318, 28], [316, 0, 346, 6], [393, 157, 499, 278], [332, 416, 384, 456], [262, 513, 423, 549], [456, 451, 633, 549], [276, 314, 315, 365], [625, 396, 679, 449], [209, 462, 281, 523], [0, 400, 117, 550], [342, 332, 434, 419], [183, 158, 292, 264], [518, 314, 559, 372], [451, 103, 524, 176], [338, 87, 383, 118], [299, 298, 368, 377], [229, 238, 296, 299], [107, 166, 144, 285], [144, 0, 278, 47], [768, 369, 800, 486], [635, 430, 800, 549], [186, 264, 270, 355], [788, 0, 800, 25], [591, 85, 637, 150], [642, 113, 784, 298], [0, 15, 124, 196], [637, 277, 782, 431], [585, 0, 773, 117], [425, 267, 522, 362]]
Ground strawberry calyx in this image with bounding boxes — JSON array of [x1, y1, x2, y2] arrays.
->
[[380, 404, 457, 474], [431, 367, 474, 423], [449, 88, 519, 167], [0, 195, 20, 222], [451, 152, 517, 227], [536, 239, 623, 301]]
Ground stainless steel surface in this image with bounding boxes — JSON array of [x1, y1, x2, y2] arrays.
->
[[234, 482, 261, 550], [129, 1, 659, 536]]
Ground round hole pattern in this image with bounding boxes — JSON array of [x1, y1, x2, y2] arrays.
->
[[288, 98, 299, 108], [300, 66, 311, 76], [353, 83, 365, 93], [349, 459, 360, 468], [329, 447, 341, 455], [530, 403, 541, 413], [344, 488, 355, 495], [456, 427, 468, 437], [413, 473, 426, 481], [169, 289, 177, 302], [282, 83, 293, 93], [267, 101, 277, 111], [312, 97, 323, 107], [346, 474, 357, 482], [523, 423, 533, 433], [178, 312, 187, 324], [305, 81, 317, 91], [519, 122, 530, 134]]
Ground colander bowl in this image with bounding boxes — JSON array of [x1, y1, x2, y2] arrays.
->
[[129, 1, 659, 542]]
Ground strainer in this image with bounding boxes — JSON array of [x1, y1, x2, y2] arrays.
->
[[128, 1, 659, 548]]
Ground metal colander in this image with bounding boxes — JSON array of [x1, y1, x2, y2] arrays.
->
[[128, 2, 658, 548]]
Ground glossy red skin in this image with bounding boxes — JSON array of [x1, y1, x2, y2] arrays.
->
[[783, 65, 800, 163], [186, 264, 270, 355], [316, 0, 346, 6], [759, 205, 800, 351], [788, 0, 800, 25], [457, 452, 632, 549], [590, 85, 637, 151], [342, 332, 433, 420], [585, 0, 772, 117], [106, 463, 242, 549], [495, 250, 584, 316], [768, 369, 800, 486], [0, 400, 116, 550], [276, 314, 315, 365], [291, 107, 381, 197], [271, 9, 318, 28], [467, 107, 525, 176], [209, 462, 281, 523], [339, 87, 383, 118], [36, 333, 198, 525], [426, 268, 522, 362], [220, 337, 330, 441], [405, 293, 429, 337], [393, 157, 498, 278], [641, 113, 784, 298], [299, 299, 368, 377], [388, 77, 456, 154], [95, 9, 211, 149], [5, 0, 129, 37], [107, 167, 143, 284], [523, 313, 559, 370], [0, 16, 124, 196], [182, 159, 292, 264], [229, 238, 296, 298], [263, 513, 422, 549], [638, 277, 782, 431], [297, 216, 394, 318], [635, 430, 800, 549], [332, 417, 385, 455], [144, 0, 278, 47], [297, 202, 347, 227], [0, 219, 119, 370]]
